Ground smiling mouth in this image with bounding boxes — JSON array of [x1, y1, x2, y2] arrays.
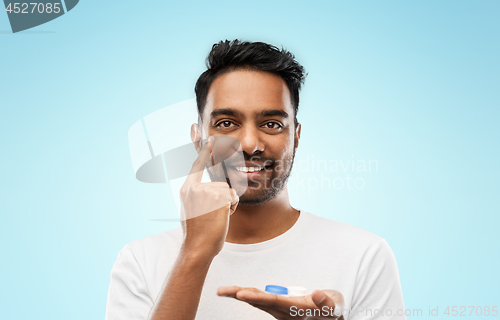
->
[[234, 165, 271, 173], [232, 163, 273, 173]]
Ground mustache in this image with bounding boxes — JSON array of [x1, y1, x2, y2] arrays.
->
[[221, 153, 276, 167], [244, 154, 275, 164]]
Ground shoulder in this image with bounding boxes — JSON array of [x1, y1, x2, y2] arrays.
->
[[301, 212, 387, 252], [120, 226, 184, 262]]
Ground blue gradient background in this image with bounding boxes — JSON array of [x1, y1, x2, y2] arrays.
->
[[1, 1, 498, 319]]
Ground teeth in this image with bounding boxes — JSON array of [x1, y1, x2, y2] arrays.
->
[[236, 166, 264, 173]]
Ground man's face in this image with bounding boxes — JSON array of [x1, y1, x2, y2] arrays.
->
[[199, 69, 301, 205]]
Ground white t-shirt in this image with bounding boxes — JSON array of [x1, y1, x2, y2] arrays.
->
[[105, 211, 406, 320]]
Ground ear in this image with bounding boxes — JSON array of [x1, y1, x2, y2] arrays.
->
[[294, 122, 301, 149], [191, 123, 202, 153]]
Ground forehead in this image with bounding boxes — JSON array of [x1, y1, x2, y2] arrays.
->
[[203, 69, 293, 120]]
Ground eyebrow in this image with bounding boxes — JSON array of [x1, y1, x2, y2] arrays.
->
[[210, 108, 289, 121], [257, 109, 289, 119], [210, 108, 244, 120]]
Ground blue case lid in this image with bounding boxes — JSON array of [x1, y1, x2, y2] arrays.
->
[[265, 285, 288, 295]]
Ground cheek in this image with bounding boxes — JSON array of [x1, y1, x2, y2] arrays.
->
[[267, 137, 295, 159], [203, 126, 216, 138]]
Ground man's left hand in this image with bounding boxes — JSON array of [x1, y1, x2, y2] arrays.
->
[[217, 286, 345, 319]]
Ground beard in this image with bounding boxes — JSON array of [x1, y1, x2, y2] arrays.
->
[[239, 148, 295, 206]]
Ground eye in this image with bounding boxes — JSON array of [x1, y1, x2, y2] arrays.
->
[[215, 120, 237, 129], [261, 121, 283, 131]]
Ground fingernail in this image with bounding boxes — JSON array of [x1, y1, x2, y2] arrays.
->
[[208, 136, 213, 151], [312, 291, 326, 305]]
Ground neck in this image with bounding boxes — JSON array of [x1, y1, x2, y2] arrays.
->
[[225, 186, 300, 244]]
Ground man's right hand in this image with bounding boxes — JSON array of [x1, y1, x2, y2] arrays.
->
[[179, 136, 239, 259], [147, 136, 238, 320]]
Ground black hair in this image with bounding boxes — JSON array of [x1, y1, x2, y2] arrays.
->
[[195, 39, 307, 127]]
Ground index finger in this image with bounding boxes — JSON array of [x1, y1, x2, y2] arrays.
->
[[184, 137, 212, 186]]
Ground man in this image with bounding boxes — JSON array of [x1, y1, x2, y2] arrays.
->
[[105, 39, 406, 320]]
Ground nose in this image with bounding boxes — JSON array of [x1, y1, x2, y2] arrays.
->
[[238, 124, 265, 155]]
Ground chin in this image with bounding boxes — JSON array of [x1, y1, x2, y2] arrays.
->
[[237, 188, 281, 206]]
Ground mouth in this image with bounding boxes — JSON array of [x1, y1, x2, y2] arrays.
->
[[235, 166, 266, 173], [230, 162, 273, 178]]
